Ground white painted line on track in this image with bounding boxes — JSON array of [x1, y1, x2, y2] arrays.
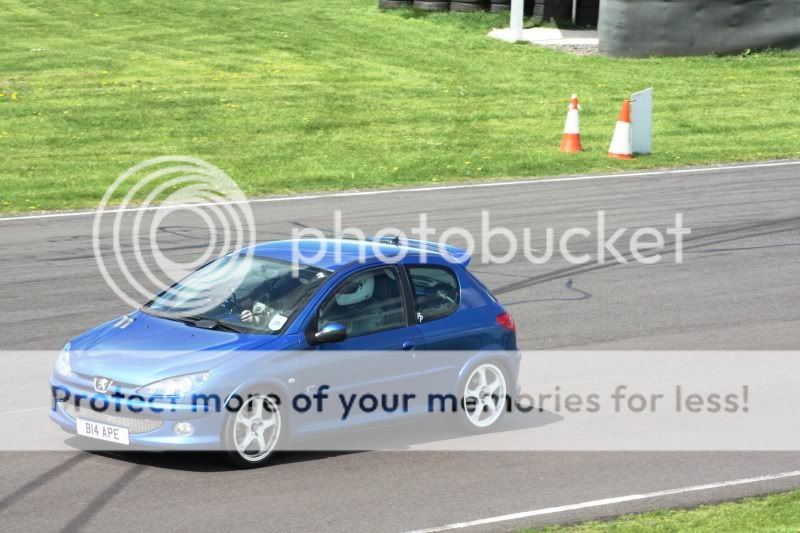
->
[[406, 469, 800, 533], [1, 159, 799, 224]]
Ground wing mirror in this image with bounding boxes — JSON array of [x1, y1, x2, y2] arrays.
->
[[312, 323, 347, 345]]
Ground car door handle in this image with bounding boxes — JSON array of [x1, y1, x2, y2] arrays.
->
[[402, 341, 415, 351]]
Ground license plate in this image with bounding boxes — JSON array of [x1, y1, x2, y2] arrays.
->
[[76, 419, 130, 445]]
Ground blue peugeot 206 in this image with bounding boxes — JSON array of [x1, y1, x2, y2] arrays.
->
[[50, 238, 519, 467]]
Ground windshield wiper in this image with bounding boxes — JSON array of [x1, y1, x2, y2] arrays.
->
[[143, 309, 244, 334], [179, 315, 245, 334], [196, 319, 244, 334]]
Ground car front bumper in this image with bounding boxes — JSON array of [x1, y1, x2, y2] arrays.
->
[[49, 378, 227, 450]]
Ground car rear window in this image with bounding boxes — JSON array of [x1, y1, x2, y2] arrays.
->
[[406, 266, 460, 323]]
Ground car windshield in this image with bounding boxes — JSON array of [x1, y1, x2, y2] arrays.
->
[[144, 254, 331, 335]]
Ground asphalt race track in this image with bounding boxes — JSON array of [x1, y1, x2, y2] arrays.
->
[[1, 161, 799, 532]]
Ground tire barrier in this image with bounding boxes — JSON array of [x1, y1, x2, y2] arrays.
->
[[450, 0, 487, 12], [378, 0, 413, 8], [379, 0, 542, 16], [489, 0, 511, 12], [531, 0, 569, 22], [413, 0, 450, 11], [600, 0, 800, 56], [530, 0, 596, 24]]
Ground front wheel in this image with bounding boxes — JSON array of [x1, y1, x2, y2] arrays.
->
[[460, 363, 508, 432], [222, 393, 283, 467]]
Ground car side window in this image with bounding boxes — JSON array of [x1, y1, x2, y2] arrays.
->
[[317, 268, 407, 338], [406, 266, 459, 324]]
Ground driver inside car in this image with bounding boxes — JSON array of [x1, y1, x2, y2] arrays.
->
[[238, 270, 326, 329], [240, 300, 270, 325], [319, 272, 389, 337]]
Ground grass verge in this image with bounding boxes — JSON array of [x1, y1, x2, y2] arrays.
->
[[1, 0, 799, 212], [527, 489, 800, 532]]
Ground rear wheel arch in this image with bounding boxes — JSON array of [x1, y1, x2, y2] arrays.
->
[[457, 350, 512, 384]]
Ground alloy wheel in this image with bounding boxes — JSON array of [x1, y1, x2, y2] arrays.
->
[[463, 363, 507, 428], [232, 394, 281, 463]]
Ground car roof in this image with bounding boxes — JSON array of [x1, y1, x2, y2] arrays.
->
[[247, 238, 470, 271]]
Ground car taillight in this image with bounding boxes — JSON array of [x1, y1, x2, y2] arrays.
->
[[496, 311, 515, 332]]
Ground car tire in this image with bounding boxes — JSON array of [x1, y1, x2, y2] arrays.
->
[[222, 391, 285, 468], [458, 362, 509, 433]]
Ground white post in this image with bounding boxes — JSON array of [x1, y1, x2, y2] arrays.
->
[[571, 0, 577, 25], [510, 0, 524, 42]]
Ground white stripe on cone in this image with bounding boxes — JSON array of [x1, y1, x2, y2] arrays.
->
[[608, 120, 632, 156], [608, 99, 633, 159], [564, 99, 580, 134], [560, 94, 582, 152]]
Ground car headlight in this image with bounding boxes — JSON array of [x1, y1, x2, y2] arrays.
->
[[55, 342, 73, 378], [137, 371, 211, 397]]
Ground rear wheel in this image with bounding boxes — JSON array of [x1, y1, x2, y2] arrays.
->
[[460, 363, 508, 432], [223, 393, 283, 467]]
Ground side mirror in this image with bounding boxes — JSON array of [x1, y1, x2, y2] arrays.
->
[[312, 323, 347, 345]]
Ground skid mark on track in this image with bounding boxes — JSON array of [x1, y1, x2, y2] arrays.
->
[[504, 278, 591, 306], [0, 453, 89, 512], [58, 464, 146, 533], [288, 220, 336, 237], [493, 216, 800, 296]]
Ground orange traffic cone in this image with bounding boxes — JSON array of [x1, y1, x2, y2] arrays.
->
[[560, 94, 582, 153], [608, 99, 634, 160]]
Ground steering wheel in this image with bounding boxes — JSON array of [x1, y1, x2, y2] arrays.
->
[[436, 288, 456, 306], [221, 290, 243, 313]]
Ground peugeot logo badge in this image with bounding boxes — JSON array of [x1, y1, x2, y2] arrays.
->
[[94, 377, 113, 393]]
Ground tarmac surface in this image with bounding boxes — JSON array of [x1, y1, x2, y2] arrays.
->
[[1, 161, 799, 531]]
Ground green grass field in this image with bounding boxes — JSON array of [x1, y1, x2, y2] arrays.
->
[[2, 0, 800, 212], [528, 490, 800, 532]]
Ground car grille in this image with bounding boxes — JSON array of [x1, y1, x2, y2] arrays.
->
[[60, 401, 164, 434]]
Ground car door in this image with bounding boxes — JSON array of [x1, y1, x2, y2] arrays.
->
[[295, 265, 427, 435]]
